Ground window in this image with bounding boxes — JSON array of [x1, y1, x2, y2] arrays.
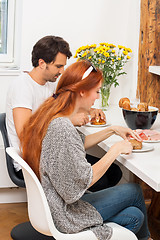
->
[[0, 0, 17, 65]]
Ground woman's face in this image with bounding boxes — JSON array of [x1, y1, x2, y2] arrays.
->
[[81, 81, 102, 111]]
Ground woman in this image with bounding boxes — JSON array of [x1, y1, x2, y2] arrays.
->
[[20, 60, 151, 240]]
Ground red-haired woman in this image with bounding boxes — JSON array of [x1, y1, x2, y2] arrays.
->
[[20, 60, 151, 240]]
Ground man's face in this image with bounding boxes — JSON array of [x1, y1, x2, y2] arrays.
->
[[43, 52, 67, 83]]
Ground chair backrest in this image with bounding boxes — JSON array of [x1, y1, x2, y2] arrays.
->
[[0, 113, 25, 187], [6, 147, 98, 240]]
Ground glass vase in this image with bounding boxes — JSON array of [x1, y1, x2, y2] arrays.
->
[[101, 84, 111, 110]]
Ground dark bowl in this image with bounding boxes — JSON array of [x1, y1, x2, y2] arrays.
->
[[122, 106, 158, 130]]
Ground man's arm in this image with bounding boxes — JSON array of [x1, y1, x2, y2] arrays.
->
[[13, 107, 32, 138]]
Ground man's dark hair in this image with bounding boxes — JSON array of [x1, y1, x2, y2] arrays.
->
[[31, 36, 72, 67]]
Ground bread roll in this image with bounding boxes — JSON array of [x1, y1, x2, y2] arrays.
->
[[129, 139, 142, 150], [90, 116, 106, 125], [119, 97, 130, 108], [122, 101, 131, 110], [131, 108, 138, 111], [137, 102, 148, 111]]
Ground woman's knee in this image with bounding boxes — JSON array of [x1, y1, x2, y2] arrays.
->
[[108, 205, 144, 234], [126, 206, 144, 233]]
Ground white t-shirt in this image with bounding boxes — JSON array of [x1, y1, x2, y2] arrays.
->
[[6, 72, 57, 171]]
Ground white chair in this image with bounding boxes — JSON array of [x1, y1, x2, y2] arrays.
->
[[6, 147, 138, 240]]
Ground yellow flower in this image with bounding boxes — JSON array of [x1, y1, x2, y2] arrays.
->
[[88, 56, 92, 60], [102, 60, 105, 63], [100, 42, 105, 45], [123, 51, 128, 55], [77, 48, 81, 53], [74, 53, 77, 58], [90, 44, 96, 48], [104, 52, 110, 57], [118, 45, 125, 49], [81, 47, 85, 51], [82, 52, 87, 57], [98, 59, 101, 62], [118, 57, 121, 60], [112, 50, 115, 53], [112, 59, 114, 62], [127, 55, 131, 59], [99, 49, 103, 53], [108, 44, 116, 48], [126, 48, 132, 53]]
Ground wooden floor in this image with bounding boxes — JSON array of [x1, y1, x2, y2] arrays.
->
[[0, 203, 29, 240], [0, 202, 160, 240]]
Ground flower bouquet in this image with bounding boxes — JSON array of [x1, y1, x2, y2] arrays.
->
[[74, 43, 132, 109]]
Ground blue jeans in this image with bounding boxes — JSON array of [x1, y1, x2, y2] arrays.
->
[[81, 183, 150, 240]]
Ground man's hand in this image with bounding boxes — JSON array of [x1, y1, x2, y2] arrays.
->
[[89, 108, 106, 121], [70, 112, 89, 126]]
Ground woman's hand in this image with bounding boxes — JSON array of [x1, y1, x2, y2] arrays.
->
[[89, 108, 106, 121], [112, 140, 133, 155], [90, 139, 133, 187], [112, 126, 142, 141]]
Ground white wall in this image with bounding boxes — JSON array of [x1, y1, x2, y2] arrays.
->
[[0, 0, 140, 111]]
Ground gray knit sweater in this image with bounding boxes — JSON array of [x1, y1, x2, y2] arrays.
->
[[40, 117, 112, 240]]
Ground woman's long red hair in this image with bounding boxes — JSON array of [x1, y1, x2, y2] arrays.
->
[[19, 60, 103, 180]]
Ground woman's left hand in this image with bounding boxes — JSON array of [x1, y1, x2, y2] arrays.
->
[[112, 126, 142, 141]]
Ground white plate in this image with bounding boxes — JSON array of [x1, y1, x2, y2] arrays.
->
[[132, 144, 154, 153], [143, 139, 160, 143], [85, 122, 111, 128]]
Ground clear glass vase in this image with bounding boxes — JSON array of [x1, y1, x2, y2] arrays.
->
[[101, 84, 111, 110]]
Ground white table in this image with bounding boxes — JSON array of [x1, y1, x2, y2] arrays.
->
[[77, 105, 160, 192]]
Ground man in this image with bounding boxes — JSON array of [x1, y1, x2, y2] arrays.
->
[[6, 35, 122, 190]]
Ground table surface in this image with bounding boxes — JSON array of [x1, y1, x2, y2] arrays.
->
[[77, 105, 160, 192]]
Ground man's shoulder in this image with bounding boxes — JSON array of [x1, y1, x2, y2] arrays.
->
[[10, 72, 31, 87], [10, 72, 56, 92], [10, 72, 41, 93]]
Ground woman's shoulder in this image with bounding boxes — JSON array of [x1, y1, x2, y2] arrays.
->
[[49, 117, 83, 144], [51, 117, 73, 129], [47, 117, 74, 136]]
